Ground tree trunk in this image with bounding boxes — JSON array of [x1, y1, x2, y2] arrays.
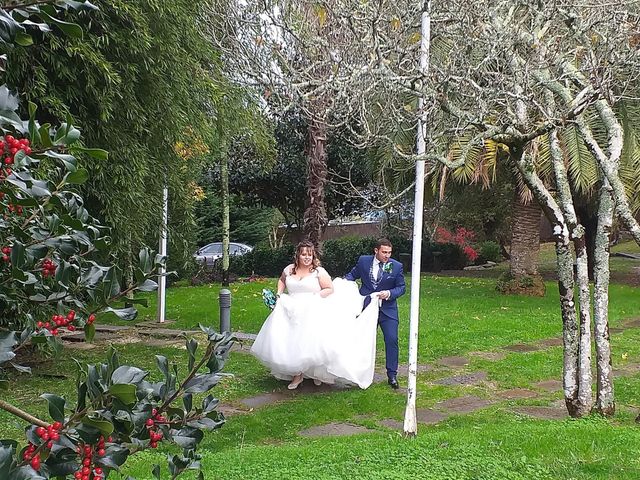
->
[[511, 144, 591, 417], [593, 180, 615, 415], [547, 127, 592, 417], [509, 194, 541, 278], [221, 154, 230, 287], [303, 118, 328, 246], [575, 203, 598, 280]]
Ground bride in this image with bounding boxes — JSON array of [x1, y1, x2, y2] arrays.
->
[[250, 240, 380, 389]]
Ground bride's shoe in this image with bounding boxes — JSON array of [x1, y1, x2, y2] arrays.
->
[[313, 379, 322, 386], [288, 374, 304, 390]]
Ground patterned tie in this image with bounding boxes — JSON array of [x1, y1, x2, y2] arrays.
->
[[376, 261, 383, 283]]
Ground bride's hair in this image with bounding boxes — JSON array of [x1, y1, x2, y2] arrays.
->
[[291, 240, 320, 274]]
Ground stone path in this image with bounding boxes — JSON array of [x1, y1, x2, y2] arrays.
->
[[59, 314, 640, 438]]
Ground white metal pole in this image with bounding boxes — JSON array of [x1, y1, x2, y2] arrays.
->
[[403, 0, 431, 437], [157, 185, 168, 324]]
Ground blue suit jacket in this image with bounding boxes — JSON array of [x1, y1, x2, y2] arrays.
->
[[344, 255, 406, 320]]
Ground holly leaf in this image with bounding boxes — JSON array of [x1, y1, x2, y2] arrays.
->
[[40, 393, 66, 423]]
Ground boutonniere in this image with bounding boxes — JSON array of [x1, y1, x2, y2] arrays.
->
[[382, 262, 393, 274]]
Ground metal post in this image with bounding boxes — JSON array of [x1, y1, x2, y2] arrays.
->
[[157, 185, 168, 323], [219, 288, 231, 333], [403, 0, 431, 437]]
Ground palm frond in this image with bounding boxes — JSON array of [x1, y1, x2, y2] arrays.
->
[[560, 124, 598, 195]]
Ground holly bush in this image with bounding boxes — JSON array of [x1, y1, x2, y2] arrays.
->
[[0, 2, 233, 478]]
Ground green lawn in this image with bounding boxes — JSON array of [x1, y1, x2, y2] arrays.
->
[[3, 263, 640, 479]]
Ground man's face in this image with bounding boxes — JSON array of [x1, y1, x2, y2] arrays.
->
[[374, 245, 392, 263]]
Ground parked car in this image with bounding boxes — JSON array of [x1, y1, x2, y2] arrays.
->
[[194, 242, 253, 265]]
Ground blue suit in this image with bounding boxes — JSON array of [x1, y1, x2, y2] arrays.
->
[[345, 255, 406, 378]]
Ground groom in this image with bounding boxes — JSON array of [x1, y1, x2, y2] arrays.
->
[[345, 238, 406, 389]]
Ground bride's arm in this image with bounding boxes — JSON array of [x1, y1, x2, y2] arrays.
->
[[277, 265, 292, 296], [317, 268, 334, 298]]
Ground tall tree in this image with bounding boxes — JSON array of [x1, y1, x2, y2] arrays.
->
[[3, 0, 233, 275]]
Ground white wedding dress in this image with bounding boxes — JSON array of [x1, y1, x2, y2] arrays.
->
[[251, 268, 380, 389]]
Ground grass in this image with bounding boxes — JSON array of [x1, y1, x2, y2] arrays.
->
[[2, 254, 640, 479]]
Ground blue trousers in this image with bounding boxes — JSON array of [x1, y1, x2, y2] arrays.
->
[[378, 311, 399, 378]]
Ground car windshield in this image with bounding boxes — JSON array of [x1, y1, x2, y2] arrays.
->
[[202, 244, 223, 254]]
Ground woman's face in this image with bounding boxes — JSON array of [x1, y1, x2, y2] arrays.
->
[[297, 247, 314, 267]]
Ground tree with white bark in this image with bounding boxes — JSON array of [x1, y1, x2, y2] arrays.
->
[[212, 0, 640, 424]]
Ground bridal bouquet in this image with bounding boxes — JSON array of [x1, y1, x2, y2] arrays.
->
[[262, 288, 277, 310]]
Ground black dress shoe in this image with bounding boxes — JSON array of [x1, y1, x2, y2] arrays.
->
[[388, 377, 399, 389]]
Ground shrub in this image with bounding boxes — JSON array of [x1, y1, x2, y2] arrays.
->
[[321, 236, 377, 276], [251, 244, 296, 277], [478, 240, 502, 263]]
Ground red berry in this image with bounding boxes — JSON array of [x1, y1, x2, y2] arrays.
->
[[150, 441, 158, 448], [30, 455, 40, 470], [52, 421, 62, 430], [3, 157, 12, 164], [68, 325, 76, 331], [50, 432, 60, 441], [83, 458, 91, 466], [94, 467, 103, 475], [145, 419, 155, 427], [97, 448, 105, 456], [47, 440, 53, 449], [35, 426, 46, 437], [5, 135, 14, 143], [82, 466, 90, 475], [74, 472, 83, 479], [88, 314, 96, 324]]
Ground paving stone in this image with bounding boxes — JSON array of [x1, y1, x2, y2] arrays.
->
[[62, 342, 98, 350], [512, 406, 569, 420], [239, 392, 290, 409], [436, 356, 470, 368], [95, 325, 132, 332], [536, 337, 563, 348], [468, 351, 506, 361], [289, 381, 350, 394], [397, 363, 434, 375], [138, 328, 199, 338], [613, 364, 640, 378], [435, 395, 495, 414], [60, 331, 119, 342], [503, 343, 540, 353], [378, 418, 404, 430], [623, 318, 640, 328], [218, 405, 250, 417], [233, 332, 258, 341], [433, 371, 488, 386], [416, 409, 449, 424], [496, 388, 540, 400], [299, 423, 375, 438], [532, 379, 563, 391]]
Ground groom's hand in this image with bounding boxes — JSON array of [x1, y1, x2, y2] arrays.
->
[[378, 290, 391, 300]]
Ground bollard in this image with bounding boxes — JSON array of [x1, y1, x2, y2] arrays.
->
[[219, 288, 231, 333]]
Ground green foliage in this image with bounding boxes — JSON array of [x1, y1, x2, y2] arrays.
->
[[194, 190, 277, 248], [1, 331, 234, 480], [478, 240, 502, 263], [321, 236, 377, 276], [224, 113, 373, 228], [2, 0, 235, 273]]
